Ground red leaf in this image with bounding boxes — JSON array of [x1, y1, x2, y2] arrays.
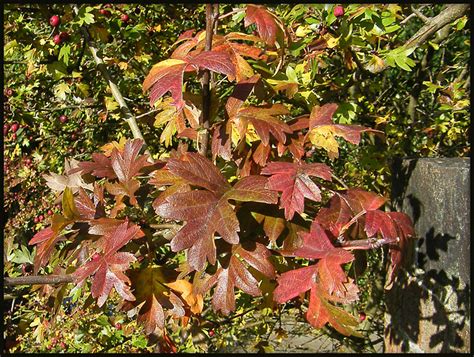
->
[[315, 194, 353, 237], [29, 227, 60, 274], [144, 48, 236, 108], [244, 5, 284, 46], [289, 222, 336, 259], [166, 152, 229, 194], [273, 265, 318, 303], [262, 161, 332, 220], [76, 152, 116, 179], [74, 187, 97, 220], [316, 248, 354, 297], [188, 50, 236, 79], [306, 284, 329, 328], [143, 61, 187, 109], [385, 212, 415, 285], [364, 210, 398, 241], [73, 221, 143, 306], [316, 188, 386, 237]]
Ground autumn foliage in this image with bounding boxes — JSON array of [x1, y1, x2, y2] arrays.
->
[[28, 4, 415, 343]]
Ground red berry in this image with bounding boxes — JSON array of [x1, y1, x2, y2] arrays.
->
[[209, 330, 215, 337], [115, 322, 122, 329], [121, 14, 129, 23], [39, 215, 45, 221], [359, 311, 366, 322], [59, 115, 68, 123], [12, 133, 17, 140], [92, 253, 101, 261], [334, 5, 345, 17], [25, 158, 32, 166], [10, 123, 19, 133], [50, 15, 61, 27], [47, 209, 54, 216], [53, 34, 62, 45], [3, 124, 9, 136], [34, 217, 39, 223]]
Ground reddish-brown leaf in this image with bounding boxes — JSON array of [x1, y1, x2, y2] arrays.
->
[[127, 266, 185, 334], [29, 227, 60, 274], [234, 104, 292, 146], [110, 139, 151, 183], [262, 161, 332, 220], [244, 5, 284, 46], [211, 122, 232, 161], [155, 153, 277, 271], [306, 103, 382, 159], [225, 75, 261, 118], [208, 243, 275, 314]]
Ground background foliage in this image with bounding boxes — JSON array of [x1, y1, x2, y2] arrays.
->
[[3, 3, 469, 353]]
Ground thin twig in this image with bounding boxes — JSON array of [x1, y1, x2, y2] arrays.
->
[[136, 109, 159, 119], [218, 8, 243, 21], [400, 5, 428, 24], [410, 5, 430, 23], [331, 173, 349, 190]]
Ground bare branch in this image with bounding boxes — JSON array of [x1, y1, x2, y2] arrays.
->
[[4, 274, 74, 286], [72, 5, 153, 161], [198, 4, 219, 157], [404, 4, 469, 49]]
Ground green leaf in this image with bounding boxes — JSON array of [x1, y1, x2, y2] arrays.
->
[[58, 44, 71, 66], [77, 6, 95, 26]]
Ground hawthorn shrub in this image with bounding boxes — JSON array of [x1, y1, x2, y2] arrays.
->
[[4, 3, 469, 353]]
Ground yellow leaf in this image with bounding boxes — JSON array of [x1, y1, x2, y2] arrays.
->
[[161, 120, 177, 147], [105, 96, 119, 112], [62, 187, 80, 220], [308, 126, 340, 159], [295, 25, 311, 37], [54, 82, 71, 101], [166, 279, 204, 314], [323, 34, 340, 48], [118, 61, 129, 71], [152, 58, 186, 71], [100, 136, 128, 156]]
